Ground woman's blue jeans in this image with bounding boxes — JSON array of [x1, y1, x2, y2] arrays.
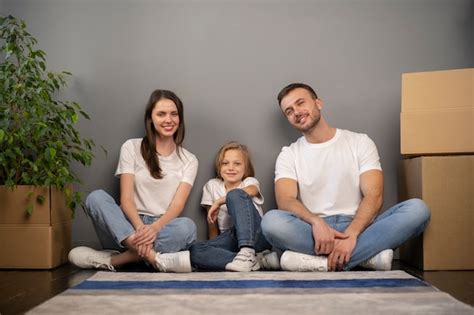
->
[[261, 198, 430, 270], [85, 189, 197, 253], [189, 189, 271, 271]]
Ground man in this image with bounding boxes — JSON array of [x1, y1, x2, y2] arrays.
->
[[261, 83, 430, 271]]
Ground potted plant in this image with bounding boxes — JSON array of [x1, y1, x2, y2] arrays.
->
[[0, 15, 96, 268]]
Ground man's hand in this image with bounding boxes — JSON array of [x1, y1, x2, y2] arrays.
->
[[310, 217, 348, 255], [327, 236, 357, 271]]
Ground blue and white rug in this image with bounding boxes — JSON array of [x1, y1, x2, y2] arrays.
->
[[28, 270, 473, 314]]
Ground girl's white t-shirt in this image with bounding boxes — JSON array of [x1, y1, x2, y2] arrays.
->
[[275, 129, 381, 217], [115, 138, 198, 217], [201, 177, 264, 233]]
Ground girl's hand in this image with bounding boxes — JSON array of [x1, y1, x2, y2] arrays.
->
[[207, 197, 225, 224], [207, 202, 220, 224], [133, 224, 157, 247]]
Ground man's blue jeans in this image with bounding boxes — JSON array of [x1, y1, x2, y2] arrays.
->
[[190, 189, 271, 270], [85, 189, 197, 253], [261, 198, 430, 270]]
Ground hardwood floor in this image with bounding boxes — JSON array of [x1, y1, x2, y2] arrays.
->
[[0, 261, 472, 314]]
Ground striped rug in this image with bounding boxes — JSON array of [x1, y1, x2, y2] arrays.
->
[[28, 270, 472, 314]]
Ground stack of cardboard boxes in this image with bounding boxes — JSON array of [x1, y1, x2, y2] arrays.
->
[[0, 187, 72, 268], [399, 68, 473, 270]]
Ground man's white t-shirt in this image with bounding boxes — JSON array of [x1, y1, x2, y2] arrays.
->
[[275, 129, 381, 217], [201, 177, 264, 233], [115, 138, 198, 217]]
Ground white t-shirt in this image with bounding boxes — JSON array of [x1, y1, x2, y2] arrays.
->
[[275, 129, 381, 217], [115, 138, 198, 217], [201, 177, 264, 233]]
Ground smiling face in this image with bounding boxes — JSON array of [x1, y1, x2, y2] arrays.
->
[[280, 87, 322, 133], [219, 149, 246, 188], [151, 98, 180, 139]]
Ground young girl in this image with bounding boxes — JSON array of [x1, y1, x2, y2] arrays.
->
[[68, 89, 198, 272], [190, 141, 279, 271]]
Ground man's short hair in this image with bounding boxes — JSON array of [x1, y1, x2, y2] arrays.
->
[[277, 83, 318, 106]]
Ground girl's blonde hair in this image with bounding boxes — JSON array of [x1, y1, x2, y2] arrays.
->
[[215, 141, 255, 180]]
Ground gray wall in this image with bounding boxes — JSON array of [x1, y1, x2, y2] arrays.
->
[[2, 0, 472, 246]]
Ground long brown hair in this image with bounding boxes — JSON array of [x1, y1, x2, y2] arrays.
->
[[141, 89, 185, 179], [215, 141, 255, 180]]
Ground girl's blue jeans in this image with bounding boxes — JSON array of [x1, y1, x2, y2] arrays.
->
[[190, 189, 271, 270]]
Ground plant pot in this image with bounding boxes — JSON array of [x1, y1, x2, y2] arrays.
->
[[0, 185, 72, 269]]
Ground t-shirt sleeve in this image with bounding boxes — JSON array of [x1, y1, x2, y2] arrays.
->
[[274, 147, 297, 182], [357, 134, 382, 174], [181, 153, 199, 185], [115, 140, 135, 177], [242, 177, 264, 205], [201, 180, 214, 207]]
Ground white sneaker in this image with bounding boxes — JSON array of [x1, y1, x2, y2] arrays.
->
[[359, 249, 393, 271], [68, 246, 118, 271], [225, 249, 260, 272], [280, 250, 328, 272], [155, 251, 192, 273], [256, 250, 280, 270]]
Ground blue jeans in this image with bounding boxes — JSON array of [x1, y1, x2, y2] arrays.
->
[[261, 198, 430, 270], [189, 189, 271, 271], [85, 189, 197, 253]]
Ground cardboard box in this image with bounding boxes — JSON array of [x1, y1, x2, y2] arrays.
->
[[0, 223, 72, 269], [398, 156, 474, 270], [0, 186, 72, 269], [400, 68, 474, 156], [401, 68, 473, 112], [0, 186, 73, 224], [400, 108, 474, 155]]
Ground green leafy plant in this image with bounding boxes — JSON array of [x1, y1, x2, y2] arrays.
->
[[0, 15, 96, 214]]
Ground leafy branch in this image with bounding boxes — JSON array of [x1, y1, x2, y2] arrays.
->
[[0, 15, 97, 214]]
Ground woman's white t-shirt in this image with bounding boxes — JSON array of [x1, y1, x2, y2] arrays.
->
[[115, 138, 198, 217], [275, 129, 381, 217], [201, 177, 264, 233]]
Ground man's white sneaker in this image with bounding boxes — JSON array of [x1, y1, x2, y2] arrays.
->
[[280, 250, 328, 272], [225, 250, 260, 272], [68, 246, 118, 271], [256, 250, 280, 270], [155, 251, 192, 273], [359, 249, 393, 271]]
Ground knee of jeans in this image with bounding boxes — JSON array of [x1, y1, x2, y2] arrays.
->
[[226, 188, 248, 203], [406, 198, 431, 224], [173, 217, 197, 244], [189, 241, 207, 257], [85, 189, 108, 215], [261, 210, 283, 239]]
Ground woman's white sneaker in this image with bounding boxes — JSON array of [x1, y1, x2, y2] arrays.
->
[[155, 251, 192, 273], [68, 246, 118, 271]]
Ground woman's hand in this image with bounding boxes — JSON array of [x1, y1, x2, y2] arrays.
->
[[133, 224, 158, 257]]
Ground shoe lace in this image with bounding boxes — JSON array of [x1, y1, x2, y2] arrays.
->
[[234, 251, 254, 263], [301, 256, 325, 272], [89, 256, 116, 271]]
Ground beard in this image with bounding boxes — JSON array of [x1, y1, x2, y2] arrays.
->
[[296, 114, 321, 133]]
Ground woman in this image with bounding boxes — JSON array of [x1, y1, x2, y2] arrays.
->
[[68, 89, 198, 272]]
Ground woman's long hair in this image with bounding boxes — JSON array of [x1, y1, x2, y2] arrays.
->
[[141, 89, 185, 179]]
